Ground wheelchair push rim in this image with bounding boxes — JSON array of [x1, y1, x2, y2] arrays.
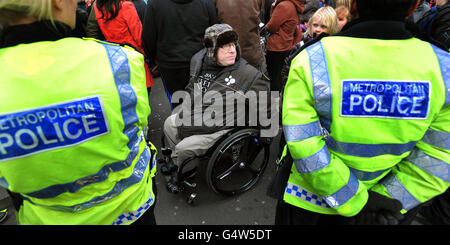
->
[[206, 128, 270, 196]]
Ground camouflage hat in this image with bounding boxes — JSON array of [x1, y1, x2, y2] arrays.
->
[[203, 24, 240, 60]]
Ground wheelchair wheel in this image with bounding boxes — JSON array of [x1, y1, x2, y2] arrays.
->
[[205, 128, 270, 196]]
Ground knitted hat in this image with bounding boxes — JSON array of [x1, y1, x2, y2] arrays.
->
[[203, 24, 240, 62]]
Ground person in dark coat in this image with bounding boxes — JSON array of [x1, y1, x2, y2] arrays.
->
[[215, 0, 271, 70], [130, 0, 147, 24], [142, 0, 218, 110]]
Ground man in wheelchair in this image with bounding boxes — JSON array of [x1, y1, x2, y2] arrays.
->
[[160, 24, 272, 193]]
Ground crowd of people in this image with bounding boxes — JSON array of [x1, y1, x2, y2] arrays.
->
[[0, 0, 449, 226]]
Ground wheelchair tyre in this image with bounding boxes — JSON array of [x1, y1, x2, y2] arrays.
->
[[205, 128, 270, 196]]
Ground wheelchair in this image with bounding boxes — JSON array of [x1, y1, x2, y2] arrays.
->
[[159, 127, 271, 205]]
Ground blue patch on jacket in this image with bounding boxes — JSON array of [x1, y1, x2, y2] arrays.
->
[[341, 80, 430, 119], [0, 96, 109, 161]]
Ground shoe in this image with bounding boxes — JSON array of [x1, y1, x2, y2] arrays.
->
[[0, 209, 7, 223], [160, 158, 178, 176], [166, 174, 180, 194]]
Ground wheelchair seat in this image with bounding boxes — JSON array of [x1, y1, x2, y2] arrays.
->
[[159, 127, 271, 205]]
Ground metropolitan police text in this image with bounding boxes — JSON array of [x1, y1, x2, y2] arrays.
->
[[0, 96, 109, 160]]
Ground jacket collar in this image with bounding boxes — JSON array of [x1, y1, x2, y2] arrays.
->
[[1, 21, 72, 48], [335, 18, 413, 40]]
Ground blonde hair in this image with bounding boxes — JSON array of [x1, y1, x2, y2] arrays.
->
[[305, 6, 339, 37], [0, 0, 53, 24]]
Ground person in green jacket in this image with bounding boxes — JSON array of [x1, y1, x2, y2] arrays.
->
[[0, 0, 157, 225], [273, 0, 450, 225]]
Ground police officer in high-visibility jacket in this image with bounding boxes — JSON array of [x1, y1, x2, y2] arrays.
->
[[0, 0, 157, 225], [275, 0, 450, 225]]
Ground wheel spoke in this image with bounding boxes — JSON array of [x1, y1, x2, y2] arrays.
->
[[215, 162, 240, 180]]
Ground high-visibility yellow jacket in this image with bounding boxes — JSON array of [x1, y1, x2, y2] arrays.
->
[[0, 38, 157, 225], [282, 35, 450, 217]]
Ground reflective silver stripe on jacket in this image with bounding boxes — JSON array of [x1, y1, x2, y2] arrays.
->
[[102, 43, 140, 148], [406, 148, 450, 182], [325, 137, 417, 157], [349, 167, 390, 181], [381, 174, 420, 211], [421, 128, 450, 150], [293, 144, 330, 173], [307, 42, 332, 131], [283, 121, 323, 142], [323, 172, 359, 208]]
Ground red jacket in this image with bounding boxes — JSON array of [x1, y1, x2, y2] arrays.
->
[[95, 1, 154, 87], [266, 0, 304, 52]]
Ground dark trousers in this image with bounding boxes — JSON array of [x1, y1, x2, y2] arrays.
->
[[419, 188, 450, 225], [275, 201, 349, 225], [266, 50, 290, 92], [275, 200, 421, 225], [158, 66, 190, 110]]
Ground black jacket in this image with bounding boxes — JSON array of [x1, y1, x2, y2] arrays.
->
[[142, 0, 218, 69], [176, 49, 270, 139], [132, 0, 147, 24], [416, 4, 450, 50]]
